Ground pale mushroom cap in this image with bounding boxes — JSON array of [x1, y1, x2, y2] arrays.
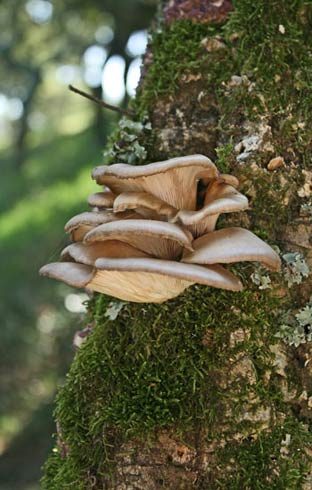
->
[[171, 182, 248, 237], [94, 257, 243, 295], [204, 183, 246, 206], [61, 241, 150, 266], [113, 192, 177, 218], [92, 154, 219, 210], [65, 210, 144, 242], [64, 210, 142, 233], [70, 225, 93, 242], [183, 227, 281, 271], [219, 174, 239, 188], [198, 173, 239, 190], [172, 185, 249, 236], [39, 262, 94, 287], [87, 191, 116, 208], [84, 219, 194, 259]]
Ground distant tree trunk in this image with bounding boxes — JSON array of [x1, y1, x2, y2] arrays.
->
[[2, 45, 41, 168], [42, 1, 312, 488], [14, 66, 41, 168]]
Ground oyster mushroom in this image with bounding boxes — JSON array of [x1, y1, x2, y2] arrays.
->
[[40, 154, 281, 303], [92, 154, 219, 210], [83, 219, 193, 259], [183, 228, 281, 270], [172, 182, 249, 236], [65, 210, 143, 241], [113, 192, 177, 219], [40, 259, 242, 303], [87, 190, 116, 208]]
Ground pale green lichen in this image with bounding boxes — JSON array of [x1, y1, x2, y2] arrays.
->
[[300, 201, 312, 219], [104, 301, 127, 321], [250, 269, 272, 290], [276, 297, 312, 347], [282, 252, 309, 288], [103, 116, 152, 165]]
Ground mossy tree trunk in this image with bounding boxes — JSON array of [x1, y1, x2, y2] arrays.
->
[[42, 1, 312, 488]]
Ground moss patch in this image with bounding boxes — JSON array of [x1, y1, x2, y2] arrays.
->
[[138, 0, 312, 165], [41, 286, 291, 488], [206, 418, 312, 490]]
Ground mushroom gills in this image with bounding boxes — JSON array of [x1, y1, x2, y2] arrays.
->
[[84, 219, 194, 260]]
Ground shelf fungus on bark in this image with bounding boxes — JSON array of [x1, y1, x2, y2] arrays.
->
[[40, 154, 281, 303]]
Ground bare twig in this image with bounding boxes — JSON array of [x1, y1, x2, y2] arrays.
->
[[68, 85, 135, 117]]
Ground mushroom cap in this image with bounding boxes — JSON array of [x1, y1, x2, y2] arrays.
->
[[217, 174, 239, 188], [172, 184, 249, 236], [39, 262, 94, 287], [84, 219, 194, 259], [92, 154, 219, 210], [90, 257, 242, 302], [87, 190, 116, 208], [65, 210, 143, 241], [113, 192, 177, 219], [64, 210, 142, 233], [61, 241, 150, 266], [183, 227, 281, 271]]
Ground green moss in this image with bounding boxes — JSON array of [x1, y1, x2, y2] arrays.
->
[[41, 286, 289, 488], [207, 418, 312, 490], [216, 142, 235, 173], [137, 21, 223, 110], [138, 0, 312, 164]]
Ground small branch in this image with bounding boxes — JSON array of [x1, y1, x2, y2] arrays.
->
[[68, 85, 135, 117]]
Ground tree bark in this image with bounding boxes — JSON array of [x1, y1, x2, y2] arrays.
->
[[42, 1, 312, 488]]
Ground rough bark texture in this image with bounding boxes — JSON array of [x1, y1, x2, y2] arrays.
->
[[42, 1, 312, 488]]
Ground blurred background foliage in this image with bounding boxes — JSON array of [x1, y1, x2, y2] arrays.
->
[[0, 1, 157, 487]]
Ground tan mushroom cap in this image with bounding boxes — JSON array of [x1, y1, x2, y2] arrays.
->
[[90, 257, 242, 302], [173, 184, 249, 235], [183, 227, 281, 271], [219, 174, 239, 188], [199, 172, 239, 189], [65, 210, 143, 242], [92, 154, 219, 210], [84, 219, 194, 259], [39, 262, 94, 287], [87, 190, 116, 208], [61, 241, 150, 266], [113, 192, 177, 218], [64, 210, 142, 233]]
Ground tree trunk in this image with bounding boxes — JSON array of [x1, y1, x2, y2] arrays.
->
[[42, 1, 312, 488]]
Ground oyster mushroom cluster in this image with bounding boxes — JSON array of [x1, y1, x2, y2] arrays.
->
[[40, 155, 281, 303]]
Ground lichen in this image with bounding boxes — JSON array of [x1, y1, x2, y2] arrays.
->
[[103, 116, 152, 165], [250, 268, 272, 290], [276, 296, 312, 347], [300, 201, 312, 220], [282, 252, 310, 288]]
